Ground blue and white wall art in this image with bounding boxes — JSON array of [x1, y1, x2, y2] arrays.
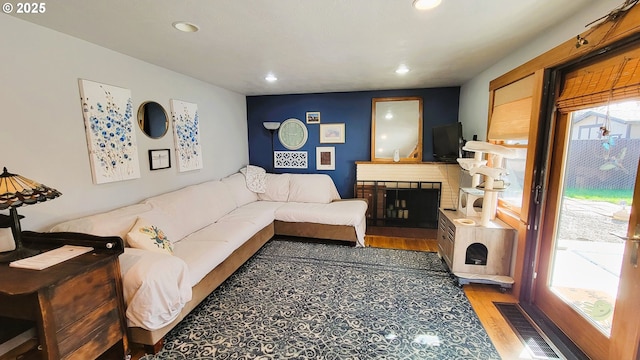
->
[[78, 79, 141, 184], [170, 99, 202, 172]]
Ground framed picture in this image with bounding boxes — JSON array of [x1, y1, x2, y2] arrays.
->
[[149, 149, 171, 170], [78, 79, 141, 184], [319, 123, 345, 143], [316, 147, 335, 170], [170, 99, 202, 172], [275, 151, 308, 169], [306, 111, 320, 124]]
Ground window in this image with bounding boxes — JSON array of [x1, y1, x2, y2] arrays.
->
[[498, 147, 528, 211], [488, 74, 538, 214]]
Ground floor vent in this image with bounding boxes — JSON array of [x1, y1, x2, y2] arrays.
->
[[494, 302, 564, 360]]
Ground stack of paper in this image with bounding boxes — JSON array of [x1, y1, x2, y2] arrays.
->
[[9, 245, 94, 270]]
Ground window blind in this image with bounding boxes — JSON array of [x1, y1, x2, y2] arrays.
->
[[488, 74, 534, 141], [556, 46, 640, 112]]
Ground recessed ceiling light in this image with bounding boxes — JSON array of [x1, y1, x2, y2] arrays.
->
[[412, 0, 442, 10], [395, 65, 410, 75], [172, 21, 199, 33], [265, 74, 278, 82]]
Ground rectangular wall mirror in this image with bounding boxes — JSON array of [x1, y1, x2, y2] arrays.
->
[[371, 97, 423, 162]]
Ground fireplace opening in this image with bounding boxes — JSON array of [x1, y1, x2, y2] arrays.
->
[[465, 243, 488, 265], [355, 180, 442, 229]]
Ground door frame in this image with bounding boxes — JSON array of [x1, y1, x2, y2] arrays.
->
[[608, 159, 640, 359], [533, 110, 610, 359], [520, 41, 640, 359]]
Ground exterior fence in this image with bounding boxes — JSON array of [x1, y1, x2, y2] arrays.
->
[[565, 138, 639, 190]]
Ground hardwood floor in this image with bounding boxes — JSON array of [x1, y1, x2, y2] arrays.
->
[[127, 233, 526, 360], [366, 226, 439, 251], [365, 231, 530, 360], [464, 284, 527, 359]]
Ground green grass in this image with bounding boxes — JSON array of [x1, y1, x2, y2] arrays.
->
[[564, 188, 633, 205]]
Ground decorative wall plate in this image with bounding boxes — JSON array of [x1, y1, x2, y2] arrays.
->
[[274, 151, 308, 169], [278, 118, 308, 150]]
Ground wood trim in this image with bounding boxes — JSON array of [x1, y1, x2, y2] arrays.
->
[[463, 284, 523, 360], [370, 97, 423, 163], [490, 5, 640, 91], [274, 221, 357, 243], [489, 69, 544, 224], [519, 69, 545, 224], [608, 159, 640, 360]]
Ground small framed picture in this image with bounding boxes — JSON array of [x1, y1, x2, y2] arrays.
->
[[306, 111, 321, 124], [319, 123, 345, 143], [316, 147, 335, 170], [149, 149, 171, 170]]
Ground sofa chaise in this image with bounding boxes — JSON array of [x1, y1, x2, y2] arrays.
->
[[49, 170, 367, 352]]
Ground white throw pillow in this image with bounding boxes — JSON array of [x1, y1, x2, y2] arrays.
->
[[126, 217, 174, 255], [240, 165, 267, 193]]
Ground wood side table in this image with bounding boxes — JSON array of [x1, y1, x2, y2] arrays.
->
[[0, 232, 129, 360]]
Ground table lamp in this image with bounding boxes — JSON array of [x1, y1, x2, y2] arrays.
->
[[0, 167, 62, 262]]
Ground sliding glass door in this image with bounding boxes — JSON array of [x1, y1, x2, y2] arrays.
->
[[534, 100, 640, 359]]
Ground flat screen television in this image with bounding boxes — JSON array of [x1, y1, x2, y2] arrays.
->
[[432, 122, 462, 163]]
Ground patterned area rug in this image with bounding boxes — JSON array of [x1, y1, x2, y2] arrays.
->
[[141, 239, 500, 359]]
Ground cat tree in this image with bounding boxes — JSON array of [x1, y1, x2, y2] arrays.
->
[[432, 140, 519, 290], [457, 141, 517, 225]]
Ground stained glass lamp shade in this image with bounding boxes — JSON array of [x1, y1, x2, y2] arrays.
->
[[0, 167, 61, 262]]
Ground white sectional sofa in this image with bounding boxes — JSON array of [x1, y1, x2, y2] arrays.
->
[[49, 170, 367, 352]]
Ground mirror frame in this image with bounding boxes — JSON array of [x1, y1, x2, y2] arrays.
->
[[371, 96, 423, 163], [137, 101, 169, 139]]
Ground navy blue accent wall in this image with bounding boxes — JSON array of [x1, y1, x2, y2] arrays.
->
[[246, 87, 460, 198]]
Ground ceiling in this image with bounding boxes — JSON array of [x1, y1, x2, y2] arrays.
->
[[10, 0, 599, 96]]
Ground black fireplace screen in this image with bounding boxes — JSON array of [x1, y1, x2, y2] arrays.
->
[[356, 181, 441, 229]]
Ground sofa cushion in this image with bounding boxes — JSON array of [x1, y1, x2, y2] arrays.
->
[[275, 200, 368, 246], [126, 217, 174, 255], [288, 174, 341, 203], [49, 203, 153, 242], [190, 180, 238, 219], [257, 173, 290, 202], [217, 201, 284, 230], [275, 200, 367, 226], [221, 172, 259, 207], [173, 221, 265, 286], [144, 180, 236, 240]]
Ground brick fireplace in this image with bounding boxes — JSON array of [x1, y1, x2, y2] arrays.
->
[[355, 162, 461, 229]]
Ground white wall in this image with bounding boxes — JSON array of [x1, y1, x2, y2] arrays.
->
[[458, 0, 622, 141], [0, 15, 249, 231]]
